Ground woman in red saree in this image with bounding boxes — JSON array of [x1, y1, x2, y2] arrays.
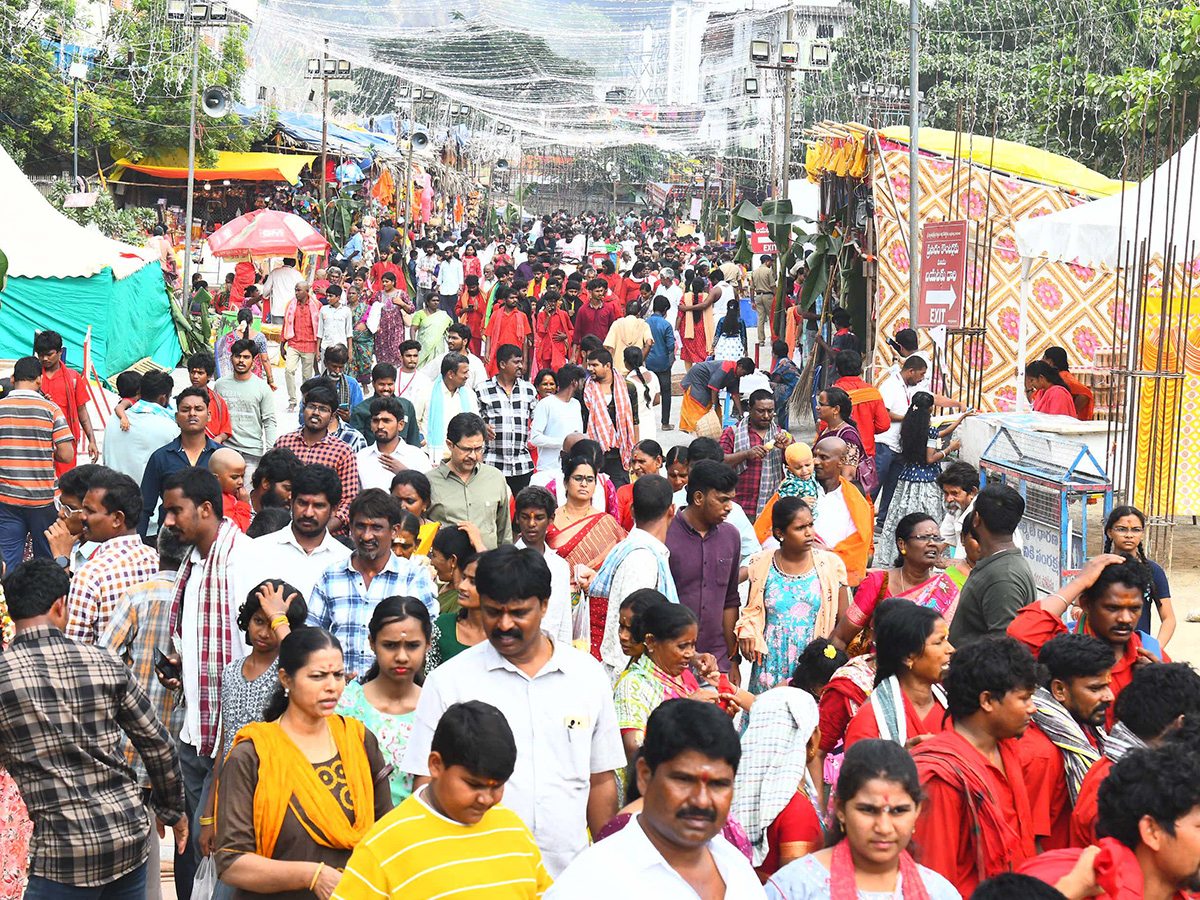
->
[[546, 456, 626, 659], [536, 291, 574, 371], [677, 273, 718, 368]]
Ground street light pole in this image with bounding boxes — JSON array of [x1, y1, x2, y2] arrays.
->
[[73, 78, 79, 186], [402, 94, 415, 250], [182, 26, 199, 301], [908, 0, 920, 326], [781, 0, 793, 200], [320, 37, 329, 212]]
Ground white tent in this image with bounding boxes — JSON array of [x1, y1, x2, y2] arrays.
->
[[0, 144, 156, 279], [1013, 134, 1200, 268]]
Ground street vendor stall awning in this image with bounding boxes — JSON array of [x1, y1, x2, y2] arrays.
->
[[878, 126, 1122, 199], [111, 151, 317, 185]]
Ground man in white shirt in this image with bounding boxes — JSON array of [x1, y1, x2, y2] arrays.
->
[[421, 323, 487, 391], [513, 485, 573, 646], [530, 364, 585, 483], [653, 267, 684, 335], [394, 340, 434, 412], [402, 545, 625, 877], [546, 698, 765, 899], [260, 258, 304, 324], [436, 246, 464, 317], [103, 370, 180, 486], [252, 463, 351, 599], [412, 354, 480, 467], [318, 285, 354, 358], [356, 396, 430, 490]]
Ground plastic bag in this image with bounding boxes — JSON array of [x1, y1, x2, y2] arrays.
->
[[193, 857, 218, 900]]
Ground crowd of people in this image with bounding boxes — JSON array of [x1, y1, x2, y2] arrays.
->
[[0, 208, 1191, 900]]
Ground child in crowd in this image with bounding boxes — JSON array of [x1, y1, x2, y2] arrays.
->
[[318, 284, 354, 358], [208, 447, 251, 532], [778, 442, 820, 506], [335, 701, 551, 900], [197, 579, 307, 858], [111, 371, 143, 432]]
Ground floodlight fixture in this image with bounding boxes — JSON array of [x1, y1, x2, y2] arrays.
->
[[810, 42, 830, 67], [750, 40, 771, 63], [744, 77, 759, 95], [780, 41, 799, 64]]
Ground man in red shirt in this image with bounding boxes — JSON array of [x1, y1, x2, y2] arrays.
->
[[34, 330, 99, 475], [484, 286, 532, 376], [912, 635, 1039, 898], [820, 350, 889, 460], [1021, 744, 1200, 900], [187, 351, 231, 443], [1017, 634, 1114, 851], [282, 280, 320, 411], [571, 278, 619, 360], [1069, 662, 1200, 847], [1008, 554, 1166, 730]]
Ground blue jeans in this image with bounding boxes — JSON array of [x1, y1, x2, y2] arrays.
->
[[874, 444, 902, 524], [26, 863, 147, 900], [0, 501, 56, 571]]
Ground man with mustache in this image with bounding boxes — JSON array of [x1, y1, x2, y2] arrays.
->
[[1008, 554, 1165, 729], [545, 698, 764, 898], [251, 463, 349, 601], [401, 545, 625, 878], [912, 635, 1040, 897], [1019, 744, 1200, 900], [1017, 634, 1114, 851], [305, 489, 435, 683]]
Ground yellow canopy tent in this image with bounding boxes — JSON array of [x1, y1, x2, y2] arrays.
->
[[111, 151, 316, 185], [877, 126, 1122, 199]]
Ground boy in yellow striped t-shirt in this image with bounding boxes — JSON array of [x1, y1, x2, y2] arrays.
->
[[332, 700, 553, 899]]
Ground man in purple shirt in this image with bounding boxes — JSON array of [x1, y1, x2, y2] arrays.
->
[[665, 459, 743, 685], [571, 278, 618, 357]]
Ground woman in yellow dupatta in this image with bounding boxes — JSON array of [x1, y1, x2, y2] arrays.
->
[[215, 628, 393, 900]]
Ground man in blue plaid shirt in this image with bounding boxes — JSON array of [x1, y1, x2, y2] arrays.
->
[[306, 488, 438, 679], [477, 343, 539, 495]]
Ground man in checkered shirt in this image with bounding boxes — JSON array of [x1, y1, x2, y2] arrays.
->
[[477, 343, 539, 496]]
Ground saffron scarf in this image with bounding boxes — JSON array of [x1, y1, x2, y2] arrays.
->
[[1031, 685, 1102, 802], [227, 716, 375, 858], [583, 376, 636, 469], [168, 519, 241, 756], [829, 840, 933, 900]]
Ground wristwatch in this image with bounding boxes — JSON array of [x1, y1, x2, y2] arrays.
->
[[54, 555, 71, 571]]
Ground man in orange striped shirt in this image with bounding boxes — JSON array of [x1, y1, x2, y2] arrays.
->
[[0, 357, 75, 571]]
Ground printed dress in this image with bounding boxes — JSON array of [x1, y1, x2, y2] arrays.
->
[[335, 680, 416, 807], [749, 564, 823, 694]]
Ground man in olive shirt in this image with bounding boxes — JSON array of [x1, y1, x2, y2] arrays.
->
[[948, 483, 1037, 647], [426, 412, 512, 549]]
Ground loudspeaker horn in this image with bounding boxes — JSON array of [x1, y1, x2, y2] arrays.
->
[[495, 158, 509, 171], [410, 129, 429, 149], [201, 85, 232, 118]]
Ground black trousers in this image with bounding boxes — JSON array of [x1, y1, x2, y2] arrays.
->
[[506, 471, 533, 496], [653, 368, 673, 427]]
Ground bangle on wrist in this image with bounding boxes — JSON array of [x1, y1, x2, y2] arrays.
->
[[270, 614, 290, 630], [199, 815, 215, 826], [310, 863, 325, 891]]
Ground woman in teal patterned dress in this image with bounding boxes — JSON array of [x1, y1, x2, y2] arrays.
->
[[335, 596, 430, 806], [348, 287, 376, 383], [736, 497, 848, 695]]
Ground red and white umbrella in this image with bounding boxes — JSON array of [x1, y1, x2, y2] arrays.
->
[[206, 209, 328, 259]]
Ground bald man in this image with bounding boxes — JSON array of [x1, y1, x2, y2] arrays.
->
[[812, 436, 874, 590], [209, 447, 251, 532]]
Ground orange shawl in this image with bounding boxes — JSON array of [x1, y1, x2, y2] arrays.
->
[[229, 716, 375, 858]]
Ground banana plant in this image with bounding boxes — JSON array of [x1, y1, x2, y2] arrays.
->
[[757, 198, 815, 339]]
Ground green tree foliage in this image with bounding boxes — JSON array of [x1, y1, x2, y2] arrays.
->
[[47, 178, 157, 242], [0, 0, 258, 170]]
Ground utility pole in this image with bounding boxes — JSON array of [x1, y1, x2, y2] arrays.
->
[[908, 0, 920, 326], [320, 37, 329, 211], [781, 0, 793, 200], [73, 78, 79, 185], [182, 27, 199, 300]]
